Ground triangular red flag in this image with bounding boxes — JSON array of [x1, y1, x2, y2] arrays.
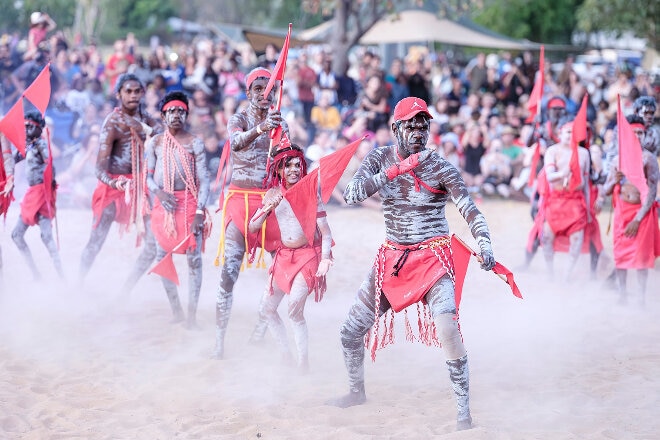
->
[[214, 139, 231, 210], [526, 140, 542, 187], [492, 262, 523, 299], [450, 235, 472, 311], [283, 168, 320, 245], [617, 95, 648, 202], [318, 136, 364, 203], [569, 94, 588, 191], [269, 125, 282, 149], [0, 99, 26, 156], [149, 252, 180, 285], [526, 46, 544, 123], [263, 24, 291, 98], [23, 63, 51, 115]]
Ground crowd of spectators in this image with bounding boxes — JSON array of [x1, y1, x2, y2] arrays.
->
[[1, 16, 658, 209]]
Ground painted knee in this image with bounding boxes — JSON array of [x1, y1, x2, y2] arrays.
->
[[434, 314, 466, 360]]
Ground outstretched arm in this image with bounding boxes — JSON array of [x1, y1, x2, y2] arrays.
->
[[315, 201, 333, 276]]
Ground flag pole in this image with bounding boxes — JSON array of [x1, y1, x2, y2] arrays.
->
[[452, 235, 507, 283]]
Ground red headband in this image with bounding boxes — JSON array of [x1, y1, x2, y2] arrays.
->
[[246, 68, 271, 90], [162, 100, 188, 112], [630, 123, 645, 130]]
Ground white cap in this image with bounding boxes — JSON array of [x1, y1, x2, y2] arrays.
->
[[30, 12, 44, 25]]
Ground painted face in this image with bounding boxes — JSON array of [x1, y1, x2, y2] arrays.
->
[[163, 106, 187, 128], [117, 80, 144, 112], [559, 124, 573, 145], [548, 107, 566, 124], [246, 78, 273, 110], [637, 105, 655, 127], [394, 114, 430, 156], [279, 157, 302, 189], [25, 121, 42, 141], [632, 127, 645, 143]]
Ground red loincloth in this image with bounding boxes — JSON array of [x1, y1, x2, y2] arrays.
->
[[375, 236, 453, 313], [544, 189, 587, 237], [151, 190, 198, 254], [612, 187, 660, 269], [527, 173, 601, 254], [221, 185, 281, 254], [20, 183, 56, 226], [91, 175, 131, 227], [269, 244, 326, 302]]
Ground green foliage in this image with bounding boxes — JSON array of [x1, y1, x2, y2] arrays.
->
[[0, 0, 76, 34], [577, 0, 658, 49], [101, 0, 176, 42], [473, 0, 582, 45]]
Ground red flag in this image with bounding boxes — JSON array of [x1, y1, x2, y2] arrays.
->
[[617, 95, 648, 202], [526, 140, 542, 187], [569, 94, 588, 191], [0, 99, 26, 156], [318, 136, 364, 203], [451, 235, 523, 308], [214, 140, 231, 209], [282, 168, 319, 245], [526, 46, 544, 123], [149, 253, 180, 285], [263, 24, 291, 98], [23, 63, 51, 115], [450, 235, 472, 310]]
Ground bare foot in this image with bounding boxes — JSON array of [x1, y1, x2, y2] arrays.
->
[[325, 390, 366, 408], [456, 416, 473, 431], [210, 345, 224, 360]]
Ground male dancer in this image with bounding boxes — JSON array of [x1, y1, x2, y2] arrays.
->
[[11, 111, 63, 279], [248, 143, 333, 372], [213, 67, 288, 359], [633, 96, 659, 156], [602, 114, 660, 304], [79, 73, 161, 290], [328, 97, 496, 431], [146, 91, 210, 328], [539, 120, 591, 281]]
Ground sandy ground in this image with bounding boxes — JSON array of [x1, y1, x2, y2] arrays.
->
[[1, 198, 659, 440]]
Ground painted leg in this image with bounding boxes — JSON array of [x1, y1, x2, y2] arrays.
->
[[122, 216, 157, 293], [566, 230, 585, 282], [541, 223, 555, 280], [428, 275, 471, 430], [262, 287, 289, 362], [185, 235, 203, 329], [248, 313, 269, 345], [589, 242, 599, 280], [637, 269, 648, 306], [327, 270, 384, 408], [288, 274, 309, 373], [155, 245, 184, 322], [79, 204, 115, 282], [12, 217, 40, 279], [38, 216, 64, 279], [213, 224, 244, 359], [616, 268, 627, 304]]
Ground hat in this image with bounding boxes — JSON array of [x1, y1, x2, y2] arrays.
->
[[393, 97, 433, 121], [547, 96, 566, 109], [30, 12, 44, 25], [501, 125, 516, 136]]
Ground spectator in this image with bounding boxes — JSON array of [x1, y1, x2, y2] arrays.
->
[[480, 138, 512, 198], [24, 12, 56, 61]]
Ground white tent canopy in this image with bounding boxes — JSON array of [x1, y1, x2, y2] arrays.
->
[[299, 10, 544, 51]]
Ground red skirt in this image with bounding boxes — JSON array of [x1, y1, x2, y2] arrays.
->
[[612, 188, 660, 269], [91, 176, 131, 227], [151, 190, 197, 254], [270, 244, 325, 301], [20, 183, 56, 226]]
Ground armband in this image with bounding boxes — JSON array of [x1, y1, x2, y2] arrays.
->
[[256, 125, 263, 135]]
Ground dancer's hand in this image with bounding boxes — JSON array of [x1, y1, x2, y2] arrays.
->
[[479, 249, 495, 271], [0, 175, 13, 195], [385, 150, 431, 180], [192, 213, 205, 235], [114, 175, 130, 191], [156, 189, 176, 212], [316, 258, 333, 276], [259, 111, 283, 133], [624, 219, 640, 238]]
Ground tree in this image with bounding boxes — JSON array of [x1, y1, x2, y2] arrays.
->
[[576, 0, 658, 50]]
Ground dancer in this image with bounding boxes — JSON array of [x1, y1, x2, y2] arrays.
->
[[11, 111, 62, 279], [146, 91, 210, 327], [327, 97, 496, 431], [78, 73, 161, 291], [213, 67, 288, 359], [248, 143, 333, 372]]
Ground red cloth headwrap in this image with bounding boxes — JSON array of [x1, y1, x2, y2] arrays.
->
[[162, 100, 188, 112], [246, 68, 271, 90]]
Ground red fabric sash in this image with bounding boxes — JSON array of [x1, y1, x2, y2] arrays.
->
[[151, 190, 198, 254], [91, 174, 131, 227], [223, 185, 281, 253], [20, 183, 56, 226], [269, 244, 325, 302], [612, 187, 660, 269], [544, 189, 587, 238], [376, 236, 453, 313]]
